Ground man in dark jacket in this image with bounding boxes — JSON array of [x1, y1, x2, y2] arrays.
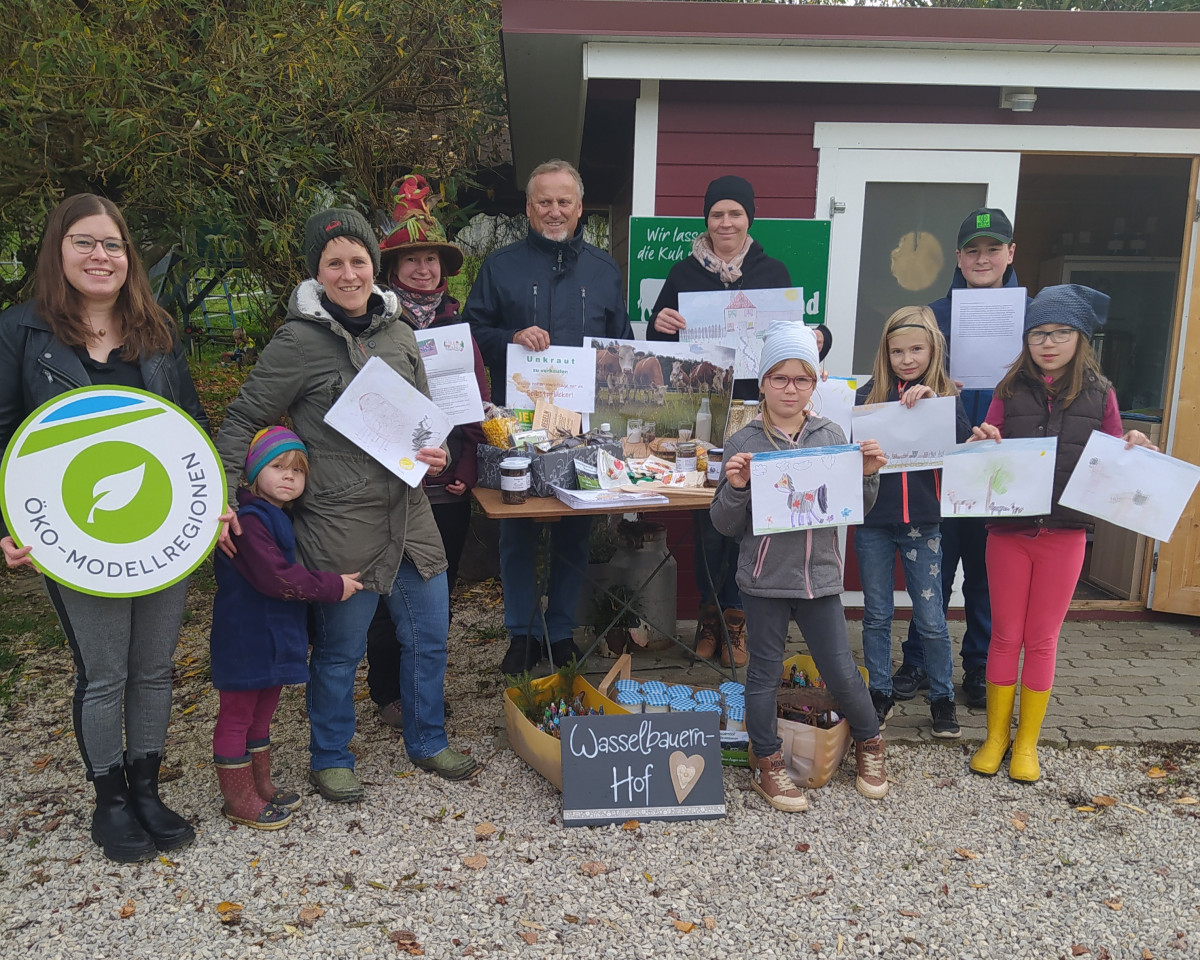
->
[[895, 207, 1019, 709], [463, 159, 632, 675]]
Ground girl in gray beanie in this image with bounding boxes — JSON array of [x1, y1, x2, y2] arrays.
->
[[710, 320, 891, 813], [969, 284, 1156, 784]]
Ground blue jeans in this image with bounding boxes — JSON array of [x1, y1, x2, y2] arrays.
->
[[901, 516, 992, 673], [855, 523, 954, 701], [309, 560, 449, 769], [500, 515, 592, 642], [693, 510, 742, 610]]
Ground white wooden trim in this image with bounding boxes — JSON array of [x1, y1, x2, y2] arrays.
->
[[586, 42, 1200, 93], [1163, 171, 1199, 461], [814, 122, 1200, 155], [632, 79, 660, 216]]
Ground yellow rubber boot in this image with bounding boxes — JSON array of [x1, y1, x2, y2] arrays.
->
[[1009, 685, 1052, 783], [969, 682, 1016, 776]]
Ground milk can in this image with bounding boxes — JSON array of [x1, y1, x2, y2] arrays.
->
[[611, 520, 678, 649]]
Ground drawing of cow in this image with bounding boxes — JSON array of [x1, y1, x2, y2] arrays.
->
[[774, 473, 830, 527], [632, 355, 666, 404]]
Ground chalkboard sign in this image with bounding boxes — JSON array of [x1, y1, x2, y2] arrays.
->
[[628, 217, 831, 327], [559, 712, 726, 826]]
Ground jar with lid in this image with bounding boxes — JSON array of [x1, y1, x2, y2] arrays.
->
[[705, 448, 724, 487], [675, 441, 698, 473], [499, 456, 531, 505]]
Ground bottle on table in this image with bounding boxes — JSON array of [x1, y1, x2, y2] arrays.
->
[[695, 397, 712, 444]]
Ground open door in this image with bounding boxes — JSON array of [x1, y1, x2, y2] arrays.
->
[[1150, 159, 1200, 615]]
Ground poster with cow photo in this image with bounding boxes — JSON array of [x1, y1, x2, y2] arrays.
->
[[588, 338, 735, 456]]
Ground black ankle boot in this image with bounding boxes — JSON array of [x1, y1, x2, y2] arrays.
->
[[125, 753, 195, 852], [500, 635, 540, 677], [91, 767, 156, 863]]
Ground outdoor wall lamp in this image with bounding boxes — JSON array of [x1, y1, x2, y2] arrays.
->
[[1000, 87, 1038, 112]]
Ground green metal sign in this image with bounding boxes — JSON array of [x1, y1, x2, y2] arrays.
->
[[627, 217, 832, 327]]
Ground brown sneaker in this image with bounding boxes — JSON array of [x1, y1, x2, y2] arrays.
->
[[694, 606, 720, 660], [854, 736, 889, 800], [719, 609, 748, 668], [750, 749, 808, 812]]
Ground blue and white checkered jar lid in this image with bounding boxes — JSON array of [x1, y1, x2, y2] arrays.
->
[[719, 681, 746, 698], [644, 690, 670, 708], [641, 680, 668, 695], [614, 678, 641, 695], [695, 702, 722, 714], [615, 690, 644, 708], [669, 698, 697, 712], [667, 685, 694, 700], [726, 703, 745, 722], [694, 689, 721, 705]]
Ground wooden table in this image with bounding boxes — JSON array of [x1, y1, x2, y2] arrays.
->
[[472, 484, 738, 680]]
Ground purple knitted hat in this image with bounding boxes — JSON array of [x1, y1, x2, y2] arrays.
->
[[246, 426, 307, 485]]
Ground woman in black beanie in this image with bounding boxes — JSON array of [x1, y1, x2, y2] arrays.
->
[[647, 175, 792, 669]]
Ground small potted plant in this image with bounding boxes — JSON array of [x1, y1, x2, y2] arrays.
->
[[585, 584, 646, 657]]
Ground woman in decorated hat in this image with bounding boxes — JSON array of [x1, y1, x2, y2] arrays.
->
[[365, 175, 491, 730], [215, 203, 477, 802]]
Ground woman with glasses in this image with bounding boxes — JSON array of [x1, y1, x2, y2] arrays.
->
[[0, 194, 207, 862], [647, 175, 792, 668], [968, 285, 1155, 784]]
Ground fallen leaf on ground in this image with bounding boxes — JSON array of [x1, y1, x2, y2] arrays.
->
[[703, 916, 716, 930], [216, 900, 243, 924], [297, 905, 324, 927], [580, 861, 607, 877], [899, 909, 921, 917], [117, 899, 135, 918], [1093, 744, 1112, 750], [622, 820, 639, 831], [520, 932, 538, 944], [1071, 946, 1091, 956], [1143, 950, 1155, 959], [388, 929, 424, 955], [463, 855, 487, 870], [811, 942, 823, 952], [1103, 899, 1122, 911], [564, 914, 579, 924], [519, 920, 545, 930], [32, 755, 53, 771], [673, 920, 695, 933], [1011, 817, 1027, 831], [475, 822, 497, 839], [1093, 795, 1118, 807], [796, 843, 810, 852], [1176, 797, 1197, 805], [954, 847, 978, 860], [1147, 767, 1168, 779], [1076, 806, 1097, 813]]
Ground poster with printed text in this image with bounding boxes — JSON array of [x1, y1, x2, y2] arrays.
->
[[505, 344, 596, 413], [1058, 430, 1200, 542], [413, 323, 484, 426], [749, 445, 864, 536]]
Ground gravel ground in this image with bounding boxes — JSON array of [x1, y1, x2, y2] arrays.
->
[[0, 576, 1197, 960]]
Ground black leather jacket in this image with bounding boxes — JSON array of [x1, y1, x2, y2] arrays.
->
[[0, 301, 208, 534]]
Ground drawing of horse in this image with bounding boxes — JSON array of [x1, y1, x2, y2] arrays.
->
[[773, 473, 829, 527]]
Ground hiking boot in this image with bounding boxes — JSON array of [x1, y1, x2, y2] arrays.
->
[[500, 635, 540, 677], [694, 606, 721, 660], [719, 610, 748, 668], [411, 747, 478, 781], [891, 664, 929, 701], [749, 749, 808, 813], [308, 767, 364, 803], [962, 666, 988, 710], [854, 736, 889, 800], [91, 766, 157, 863], [870, 690, 895, 731], [929, 697, 961, 739], [377, 700, 404, 731]]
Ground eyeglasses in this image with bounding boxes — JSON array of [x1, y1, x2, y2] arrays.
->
[[765, 374, 817, 391], [1026, 328, 1077, 345], [65, 234, 129, 257]]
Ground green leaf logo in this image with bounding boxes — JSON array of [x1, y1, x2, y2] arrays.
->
[[62, 442, 172, 544], [88, 463, 145, 524]]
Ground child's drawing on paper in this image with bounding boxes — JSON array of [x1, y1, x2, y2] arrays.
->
[[940, 437, 1057, 519], [750, 445, 863, 535]]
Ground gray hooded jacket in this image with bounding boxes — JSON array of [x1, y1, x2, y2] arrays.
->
[[710, 418, 879, 600]]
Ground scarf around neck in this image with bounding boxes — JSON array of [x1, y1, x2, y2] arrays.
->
[[692, 232, 752, 285], [391, 279, 446, 329]]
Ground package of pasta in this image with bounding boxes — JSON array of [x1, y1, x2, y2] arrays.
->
[[481, 402, 519, 450]]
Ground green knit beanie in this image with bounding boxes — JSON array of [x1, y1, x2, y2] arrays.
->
[[304, 207, 380, 278]]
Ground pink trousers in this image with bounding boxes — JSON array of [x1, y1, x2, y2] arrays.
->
[[985, 527, 1086, 692], [213, 686, 282, 761]]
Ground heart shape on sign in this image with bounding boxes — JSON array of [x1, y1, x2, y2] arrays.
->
[[668, 750, 705, 804]]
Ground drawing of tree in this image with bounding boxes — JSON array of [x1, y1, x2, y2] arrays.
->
[[986, 463, 1015, 511]]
